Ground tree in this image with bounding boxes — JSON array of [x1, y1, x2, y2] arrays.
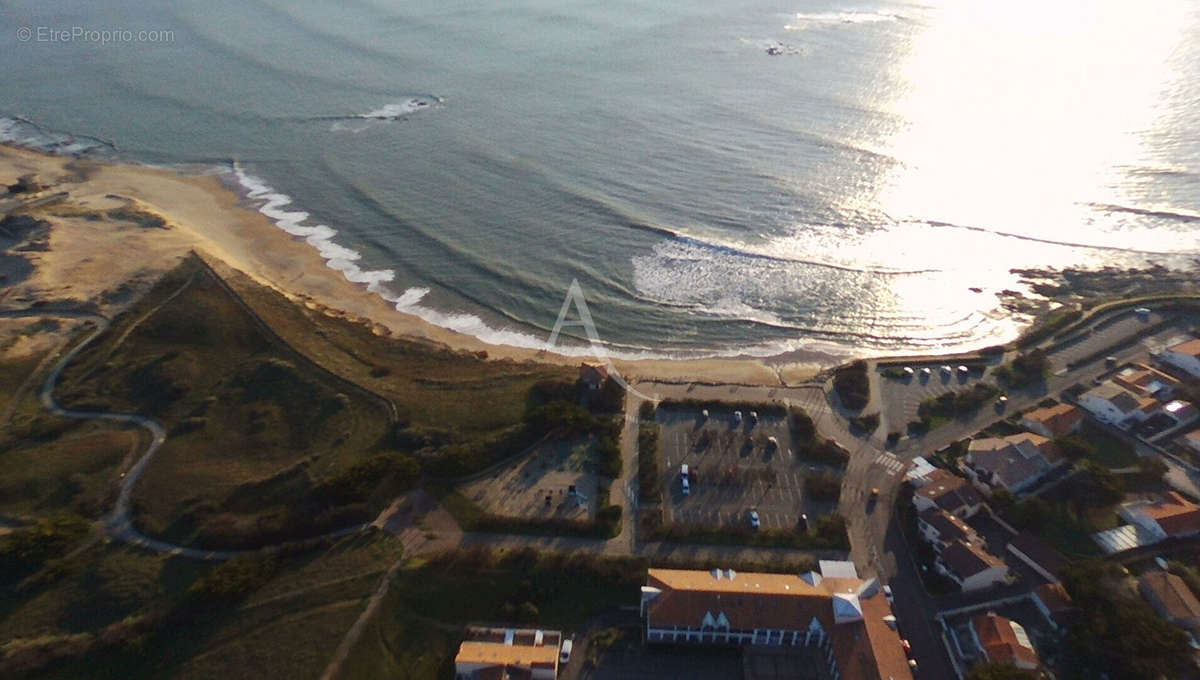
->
[[966, 663, 1038, 680], [1136, 456, 1168, 485], [1069, 461, 1123, 508], [1054, 435, 1096, 461], [1060, 560, 1193, 680]]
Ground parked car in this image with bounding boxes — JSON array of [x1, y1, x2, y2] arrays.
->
[[749, 411, 759, 425], [733, 410, 743, 425], [681, 477, 690, 495], [882, 584, 894, 604], [748, 509, 760, 529], [920, 367, 932, 377], [560, 639, 573, 664]]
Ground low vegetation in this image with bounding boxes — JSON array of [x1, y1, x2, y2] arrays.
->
[[637, 422, 662, 504], [789, 408, 850, 467], [848, 412, 879, 433], [993, 349, 1049, 388], [832, 360, 869, 411], [916, 383, 1000, 425], [649, 514, 849, 551]]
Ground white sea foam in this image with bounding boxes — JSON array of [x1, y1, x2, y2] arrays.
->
[[231, 163, 682, 361], [362, 99, 431, 119], [786, 10, 903, 30], [233, 163, 396, 287], [0, 116, 112, 155]]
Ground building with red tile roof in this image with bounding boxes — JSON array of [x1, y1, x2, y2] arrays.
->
[[969, 612, 1040, 670], [641, 566, 913, 680], [1019, 403, 1084, 439], [1120, 491, 1200, 540], [454, 627, 561, 680], [1139, 571, 1200, 639]]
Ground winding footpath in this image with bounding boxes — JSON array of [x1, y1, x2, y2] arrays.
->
[[3, 308, 368, 561]]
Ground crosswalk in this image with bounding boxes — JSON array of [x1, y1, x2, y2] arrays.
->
[[874, 451, 906, 475]]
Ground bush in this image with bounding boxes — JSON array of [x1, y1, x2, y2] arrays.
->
[[918, 383, 999, 421], [187, 554, 279, 605], [789, 407, 816, 444], [849, 412, 880, 433], [833, 360, 870, 410], [995, 349, 1050, 388], [0, 512, 90, 584], [313, 453, 420, 506], [637, 424, 662, 504], [1054, 435, 1096, 461]]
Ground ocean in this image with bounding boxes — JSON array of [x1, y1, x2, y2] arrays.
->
[[3, 0, 1198, 360]]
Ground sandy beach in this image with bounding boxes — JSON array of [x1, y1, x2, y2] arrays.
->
[[0, 144, 827, 385]]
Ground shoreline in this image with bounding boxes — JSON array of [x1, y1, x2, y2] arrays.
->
[[0, 143, 832, 385]]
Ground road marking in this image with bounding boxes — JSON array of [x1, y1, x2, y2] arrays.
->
[[874, 452, 905, 474]]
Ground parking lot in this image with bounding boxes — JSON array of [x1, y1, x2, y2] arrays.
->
[[877, 363, 999, 429], [656, 406, 838, 532]]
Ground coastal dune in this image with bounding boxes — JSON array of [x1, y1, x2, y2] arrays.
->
[[0, 145, 819, 385]]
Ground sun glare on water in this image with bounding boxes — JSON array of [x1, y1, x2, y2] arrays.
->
[[872, 0, 1195, 256]]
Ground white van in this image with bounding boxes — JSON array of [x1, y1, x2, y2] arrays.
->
[[560, 639, 573, 664]]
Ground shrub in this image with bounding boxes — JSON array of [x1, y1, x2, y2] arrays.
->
[[833, 360, 870, 410], [849, 412, 880, 433], [187, 554, 279, 605], [0, 512, 90, 584], [637, 424, 662, 504]]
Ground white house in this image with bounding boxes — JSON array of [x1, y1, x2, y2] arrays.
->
[[962, 433, 1066, 495], [1161, 338, 1200, 378], [1078, 382, 1156, 428], [935, 541, 1009, 592], [912, 469, 985, 518], [917, 509, 980, 553]]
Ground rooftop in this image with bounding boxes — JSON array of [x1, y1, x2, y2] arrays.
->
[[972, 612, 1039, 668], [966, 433, 1062, 489], [1006, 532, 1069, 578], [1139, 571, 1200, 621], [914, 469, 983, 512], [1168, 338, 1200, 359], [1139, 492, 1200, 536], [644, 568, 912, 680], [1083, 382, 1142, 412], [1021, 403, 1084, 437], [939, 540, 1005, 579], [919, 508, 977, 545]]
